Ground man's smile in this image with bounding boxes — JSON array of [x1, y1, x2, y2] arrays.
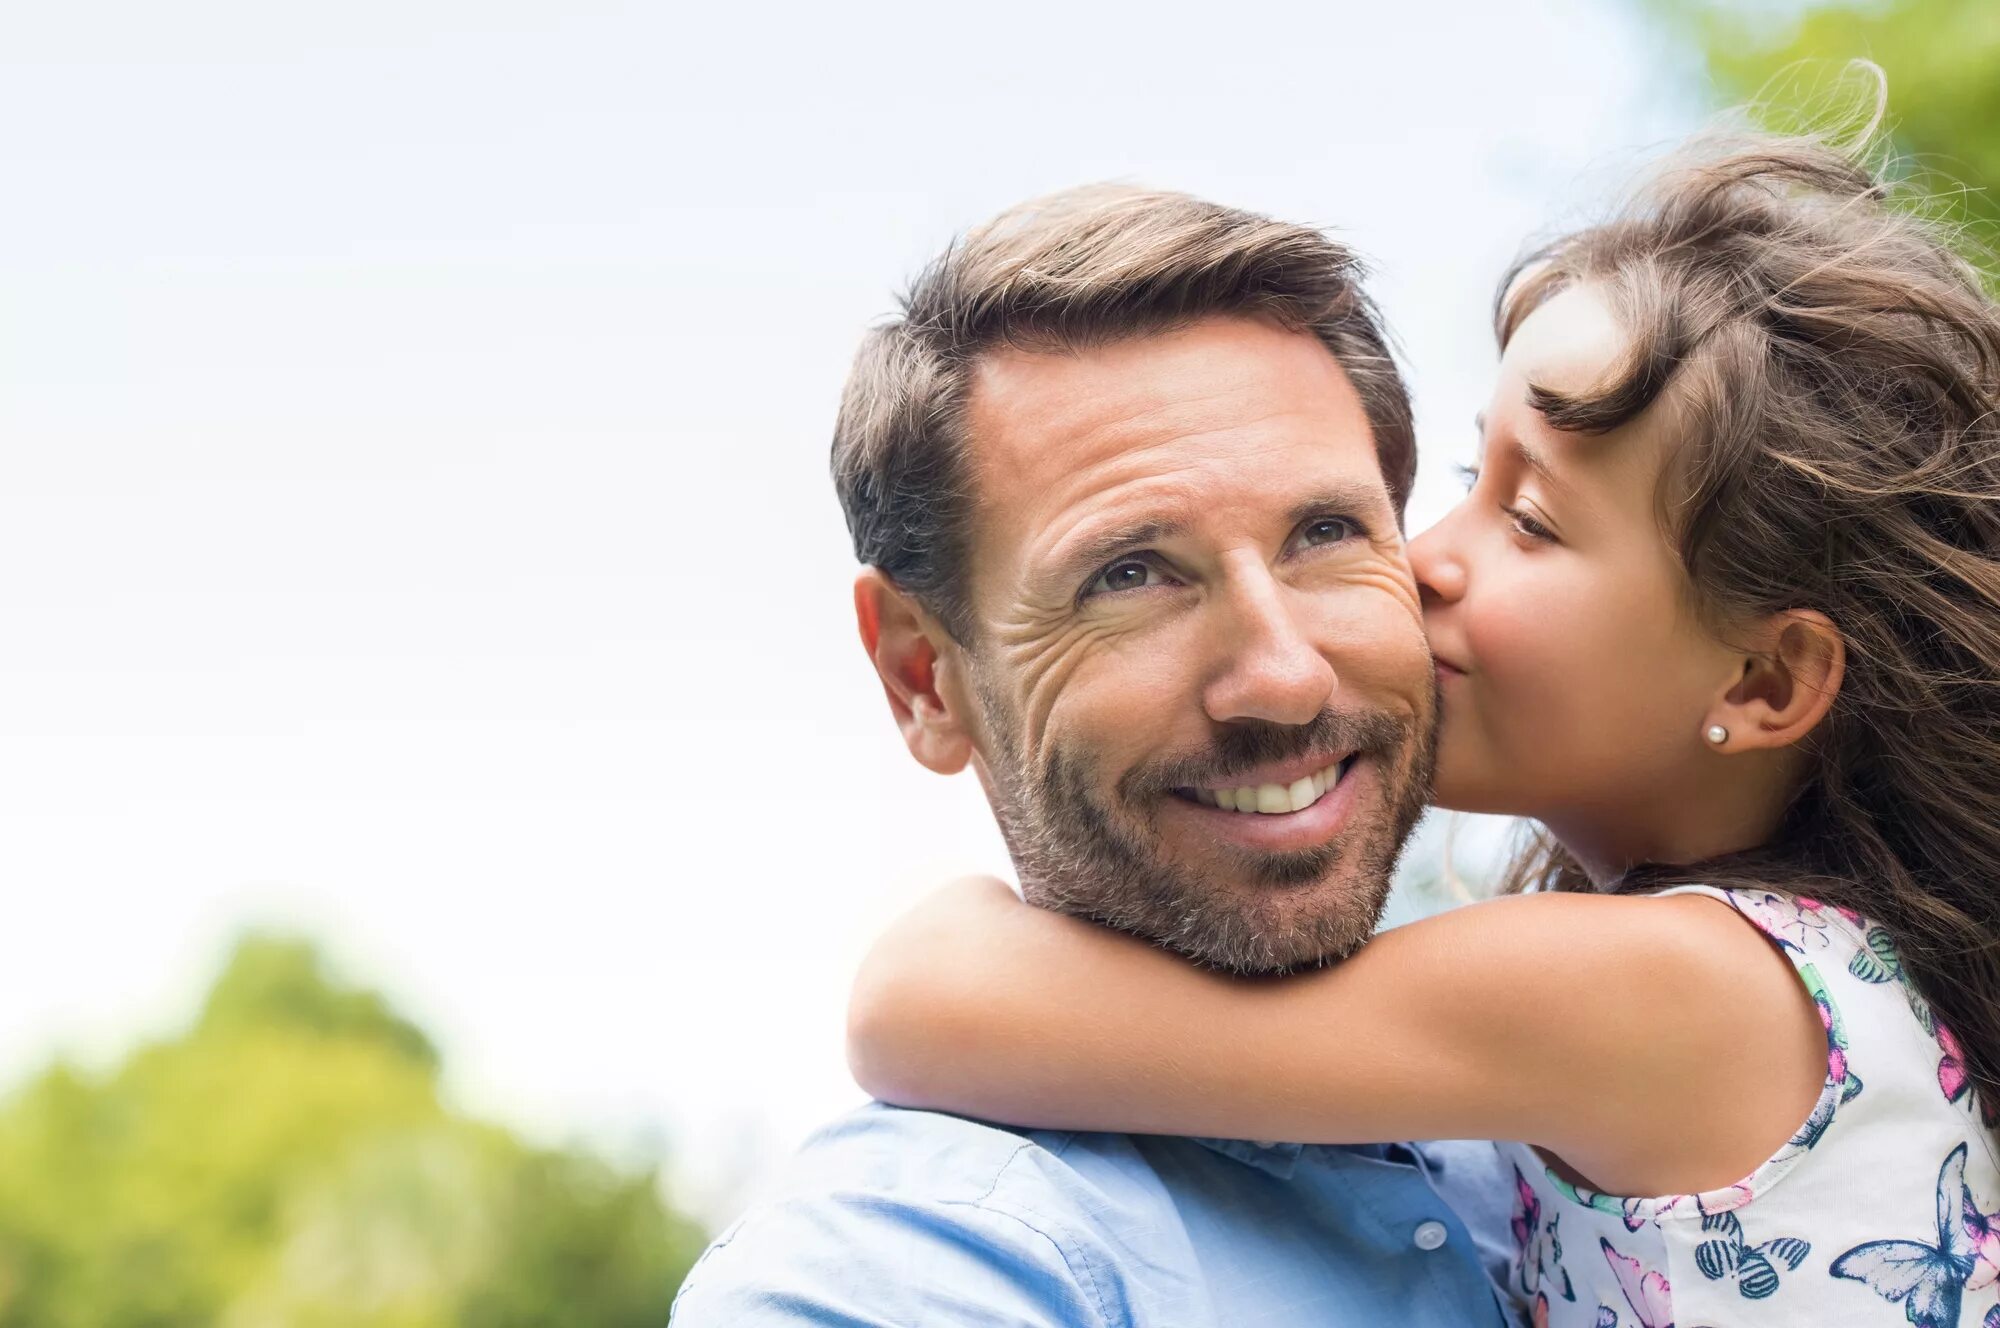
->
[[1160, 753, 1370, 856], [1175, 753, 1356, 814]]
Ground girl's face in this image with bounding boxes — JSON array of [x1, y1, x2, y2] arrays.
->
[[1408, 285, 1741, 859]]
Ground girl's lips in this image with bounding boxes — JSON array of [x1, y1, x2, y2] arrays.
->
[[1435, 658, 1469, 681]]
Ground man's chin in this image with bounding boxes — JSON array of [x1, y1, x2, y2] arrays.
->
[[1025, 851, 1391, 975], [1169, 871, 1390, 974], [991, 715, 1428, 975]]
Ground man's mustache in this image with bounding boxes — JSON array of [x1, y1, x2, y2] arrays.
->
[[1119, 709, 1410, 800]]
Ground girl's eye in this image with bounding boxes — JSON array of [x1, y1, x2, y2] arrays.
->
[[1294, 516, 1359, 550], [1084, 557, 1172, 598], [1454, 462, 1481, 492], [1503, 505, 1557, 543]]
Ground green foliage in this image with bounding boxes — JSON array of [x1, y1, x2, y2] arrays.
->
[[0, 935, 705, 1327], [1652, 0, 2000, 251]]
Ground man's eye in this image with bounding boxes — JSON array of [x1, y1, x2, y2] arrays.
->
[[1084, 558, 1168, 598], [1295, 516, 1358, 549]]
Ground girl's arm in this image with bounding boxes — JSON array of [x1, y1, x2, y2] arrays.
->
[[847, 877, 1827, 1198]]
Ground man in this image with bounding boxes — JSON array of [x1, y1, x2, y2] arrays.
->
[[671, 186, 1520, 1325]]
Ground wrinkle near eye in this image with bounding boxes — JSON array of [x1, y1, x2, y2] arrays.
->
[[993, 609, 1137, 756], [989, 531, 1423, 759], [1288, 532, 1422, 624], [1360, 532, 1423, 622]]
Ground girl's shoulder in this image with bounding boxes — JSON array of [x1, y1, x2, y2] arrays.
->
[[1647, 881, 1993, 1140], [1640, 884, 1946, 1040], [1508, 883, 2000, 1328], [1643, 883, 1879, 963]]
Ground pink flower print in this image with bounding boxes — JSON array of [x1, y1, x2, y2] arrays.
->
[[1817, 993, 1854, 1092], [1802, 966, 1863, 1106], [1941, 1023, 1970, 1103], [1796, 896, 1867, 932], [1638, 1187, 1753, 1234], [1937, 1022, 2000, 1127], [1602, 1238, 1673, 1328], [1511, 1167, 1575, 1302], [1964, 1187, 2000, 1293], [1732, 890, 1833, 954]]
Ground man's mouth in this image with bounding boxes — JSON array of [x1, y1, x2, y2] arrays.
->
[[1173, 754, 1357, 816]]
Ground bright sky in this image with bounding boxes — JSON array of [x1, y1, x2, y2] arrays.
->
[[0, 1, 1707, 1224]]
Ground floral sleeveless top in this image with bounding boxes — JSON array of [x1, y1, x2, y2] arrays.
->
[[1502, 885, 2000, 1328]]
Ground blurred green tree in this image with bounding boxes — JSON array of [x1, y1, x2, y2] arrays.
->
[[1653, 0, 2000, 250], [0, 936, 706, 1327]]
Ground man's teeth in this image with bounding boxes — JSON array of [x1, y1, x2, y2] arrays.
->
[[1193, 761, 1346, 814]]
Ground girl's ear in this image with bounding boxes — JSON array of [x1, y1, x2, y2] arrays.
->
[[854, 569, 978, 775], [1703, 610, 1846, 754]]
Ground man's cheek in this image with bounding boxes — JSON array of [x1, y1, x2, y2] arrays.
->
[[1004, 619, 1170, 757], [1322, 605, 1432, 699]]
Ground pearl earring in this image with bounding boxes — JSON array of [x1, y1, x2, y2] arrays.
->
[[1706, 724, 1729, 746]]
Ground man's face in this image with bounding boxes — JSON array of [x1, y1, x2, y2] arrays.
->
[[952, 315, 1436, 972]]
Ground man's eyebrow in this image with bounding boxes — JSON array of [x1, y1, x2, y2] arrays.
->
[[1045, 517, 1189, 587], [1286, 482, 1392, 531], [1040, 482, 1391, 592]]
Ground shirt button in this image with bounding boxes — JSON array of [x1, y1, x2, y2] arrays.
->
[[1413, 1220, 1449, 1251]]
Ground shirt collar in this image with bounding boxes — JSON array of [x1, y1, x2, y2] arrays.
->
[[1193, 1138, 1421, 1179], [1194, 1138, 1304, 1176]]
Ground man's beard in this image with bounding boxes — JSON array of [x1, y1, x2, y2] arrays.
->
[[977, 691, 1436, 974]]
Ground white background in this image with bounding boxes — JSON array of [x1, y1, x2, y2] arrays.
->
[[0, 0, 1707, 1224]]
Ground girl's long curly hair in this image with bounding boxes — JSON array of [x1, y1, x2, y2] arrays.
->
[[1495, 113, 2000, 1129]]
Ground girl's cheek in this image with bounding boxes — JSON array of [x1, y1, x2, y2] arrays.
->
[[1466, 569, 1627, 750], [1465, 570, 1572, 676]]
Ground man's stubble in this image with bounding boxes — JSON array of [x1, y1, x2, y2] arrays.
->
[[971, 668, 1439, 974]]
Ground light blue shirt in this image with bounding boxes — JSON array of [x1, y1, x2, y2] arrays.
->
[[671, 1103, 1524, 1326]]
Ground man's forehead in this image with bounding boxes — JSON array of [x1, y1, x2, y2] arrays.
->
[[964, 318, 1379, 505], [957, 317, 1388, 584]]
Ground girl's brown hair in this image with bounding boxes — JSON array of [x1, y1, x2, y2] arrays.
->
[[1496, 119, 2000, 1125]]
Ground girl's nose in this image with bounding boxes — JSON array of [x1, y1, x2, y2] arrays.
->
[[1407, 518, 1467, 606]]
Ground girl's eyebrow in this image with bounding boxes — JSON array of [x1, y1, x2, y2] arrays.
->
[[1479, 412, 1568, 494], [1510, 438, 1567, 492]]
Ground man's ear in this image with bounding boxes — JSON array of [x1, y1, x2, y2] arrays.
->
[[1702, 609, 1846, 755], [854, 568, 976, 775]]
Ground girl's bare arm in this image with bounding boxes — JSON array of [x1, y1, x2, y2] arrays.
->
[[847, 877, 1826, 1197]]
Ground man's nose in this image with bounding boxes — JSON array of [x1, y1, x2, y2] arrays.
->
[[1407, 516, 1466, 607], [1201, 573, 1337, 727]]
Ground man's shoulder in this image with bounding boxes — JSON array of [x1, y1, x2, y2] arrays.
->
[[775, 1100, 1169, 1206], [726, 1101, 1198, 1253], [669, 1104, 1199, 1326], [782, 1100, 1059, 1192]]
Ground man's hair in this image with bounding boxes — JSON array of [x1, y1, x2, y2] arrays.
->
[[831, 184, 1415, 641]]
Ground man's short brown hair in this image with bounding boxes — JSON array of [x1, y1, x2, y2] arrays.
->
[[831, 184, 1415, 640]]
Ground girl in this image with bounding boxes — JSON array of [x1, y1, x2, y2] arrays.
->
[[847, 124, 2000, 1328]]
